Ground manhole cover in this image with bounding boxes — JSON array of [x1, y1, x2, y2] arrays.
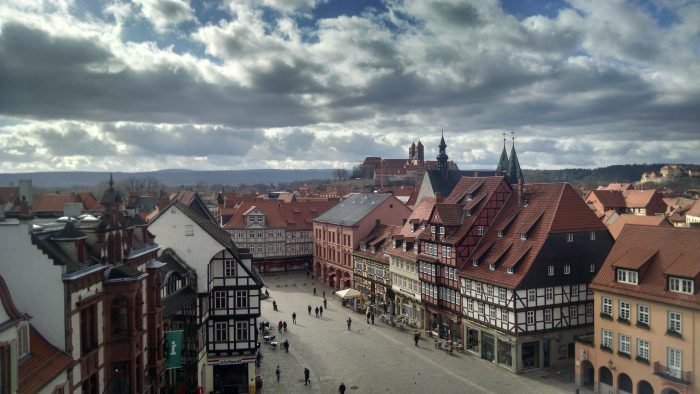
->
[[351, 386, 359, 390]]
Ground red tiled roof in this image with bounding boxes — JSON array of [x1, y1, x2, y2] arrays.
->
[[356, 224, 400, 263], [18, 327, 73, 393], [606, 214, 671, 240], [0, 186, 19, 205], [31, 193, 81, 213], [610, 248, 657, 270], [591, 225, 700, 310], [223, 199, 337, 230], [586, 190, 626, 209], [433, 203, 464, 226], [386, 198, 435, 261], [460, 183, 607, 289], [623, 190, 662, 208]]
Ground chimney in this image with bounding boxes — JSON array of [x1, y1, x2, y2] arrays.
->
[[64, 203, 83, 218], [474, 171, 479, 177]]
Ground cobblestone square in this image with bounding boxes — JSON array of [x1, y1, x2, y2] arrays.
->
[[254, 273, 583, 394]]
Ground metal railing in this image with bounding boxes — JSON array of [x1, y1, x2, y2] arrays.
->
[[653, 362, 692, 385]]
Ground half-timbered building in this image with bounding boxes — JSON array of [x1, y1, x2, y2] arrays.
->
[[148, 200, 263, 393], [459, 182, 613, 373], [385, 197, 436, 328], [353, 224, 398, 311], [418, 176, 512, 340]]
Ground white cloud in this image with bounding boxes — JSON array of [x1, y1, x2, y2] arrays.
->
[[135, 0, 196, 32]]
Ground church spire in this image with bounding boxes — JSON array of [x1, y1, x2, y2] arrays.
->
[[436, 129, 449, 178], [496, 132, 509, 174], [505, 133, 524, 185]]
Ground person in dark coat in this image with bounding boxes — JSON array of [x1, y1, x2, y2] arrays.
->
[[283, 321, 288, 332], [276, 366, 281, 382], [323, 298, 327, 308], [414, 332, 420, 346], [292, 312, 297, 324], [370, 313, 375, 325], [304, 368, 310, 385], [308, 305, 312, 315], [283, 340, 289, 353], [315, 307, 319, 317], [319, 305, 323, 317], [347, 317, 352, 330], [339, 382, 346, 393], [313, 287, 317, 295]]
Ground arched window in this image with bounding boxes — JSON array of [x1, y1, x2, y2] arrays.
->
[[111, 298, 129, 336], [617, 373, 633, 394]]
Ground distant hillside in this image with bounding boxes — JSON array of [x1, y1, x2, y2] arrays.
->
[[522, 164, 672, 185], [0, 169, 335, 188]]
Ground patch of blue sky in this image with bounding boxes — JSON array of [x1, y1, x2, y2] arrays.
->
[[500, 0, 569, 20], [632, 0, 679, 28], [191, 0, 233, 25]]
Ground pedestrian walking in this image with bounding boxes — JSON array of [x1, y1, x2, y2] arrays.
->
[[276, 366, 281, 382], [319, 305, 323, 317], [292, 312, 297, 324], [414, 332, 420, 346], [278, 320, 283, 332], [371, 313, 375, 325], [313, 287, 317, 296], [314, 306, 318, 317], [304, 368, 310, 385], [272, 300, 278, 311], [283, 321, 288, 332], [308, 305, 312, 315], [366, 308, 370, 324], [323, 298, 327, 308], [347, 317, 352, 331], [283, 340, 289, 353], [339, 382, 346, 394]]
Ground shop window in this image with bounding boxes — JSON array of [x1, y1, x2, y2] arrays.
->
[[467, 328, 480, 352], [497, 339, 512, 367], [521, 342, 540, 369]]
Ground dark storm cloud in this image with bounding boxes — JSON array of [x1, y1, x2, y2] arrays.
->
[[0, 22, 317, 129], [36, 125, 117, 156]]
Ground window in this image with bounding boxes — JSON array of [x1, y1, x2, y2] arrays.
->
[[431, 226, 436, 234], [564, 265, 570, 275], [497, 231, 503, 238], [668, 347, 682, 378], [619, 334, 630, 355], [569, 305, 578, 318], [477, 226, 484, 236], [601, 297, 613, 316], [527, 289, 536, 303], [527, 311, 535, 324], [490, 306, 496, 319], [235, 290, 248, 308], [590, 231, 596, 240], [601, 329, 613, 349], [566, 233, 573, 242], [589, 264, 595, 273], [110, 298, 129, 336], [18, 324, 29, 358], [499, 288, 507, 302], [547, 265, 554, 276], [236, 321, 248, 341], [439, 226, 445, 235], [501, 309, 508, 321], [478, 303, 485, 316], [544, 309, 552, 323], [506, 267, 513, 274], [669, 277, 694, 294], [668, 311, 682, 334], [467, 300, 474, 312], [637, 339, 649, 361], [80, 304, 98, 356], [224, 260, 235, 277], [638, 304, 649, 325], [520, 234, 527, 241], [585, 303, 593, 316], [619, 301, 630, 321], [185, 224, 194, 236], [616, 269, 639, 285], [214, 291, 226, 309], [215, 322, 227, 342], [545, 288, 553, 301]]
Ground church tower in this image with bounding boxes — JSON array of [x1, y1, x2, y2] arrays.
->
[[416, 140, 424, 161], [409, 142, 416, 160], [496, 133, 509, 175], [505, 135, 524, 185], [436, 131, 449, 179]]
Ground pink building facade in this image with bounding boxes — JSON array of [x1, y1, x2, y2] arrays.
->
[[313, 194, 412, 289]]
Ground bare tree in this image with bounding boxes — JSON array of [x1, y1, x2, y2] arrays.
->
[[333, 168, 349, 181]]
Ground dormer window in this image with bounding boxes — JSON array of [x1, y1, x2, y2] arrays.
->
[[506, 267, 514, 274], [371, 246, 376, 253], [465, 210, 472, 217], [616, 269, 638, 285], [467, 194, 473, 201], [403, 242, 407, 252], [472, 259, 478, 267], [439, 226, 445, 235], [669, 277, 694, 294], [497, 231, 503, 238], [520, 234, 527, 241], [431, 225, 436, 234], [477, 226, 484, 236], [566, 233, 574, 243], [414, 243, 418, 254], [361, 244, 367, 251], [489, 263, 495, 271]]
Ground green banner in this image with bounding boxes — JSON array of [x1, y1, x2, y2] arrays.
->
[[164, 330, 183, 369]]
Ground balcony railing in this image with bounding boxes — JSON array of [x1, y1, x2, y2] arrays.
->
[[653, 362, 692, 385]]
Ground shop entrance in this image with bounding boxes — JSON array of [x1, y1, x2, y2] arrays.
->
[[522, 341, 540, 370], [467, 328, 479, 353], [213, 364, 247, 394], [481, 333, 495, 361]]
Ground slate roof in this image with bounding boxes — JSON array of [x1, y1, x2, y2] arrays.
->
[[105, 264, 146, 281], [314, 194, 392, 226], [163, 287, 197, 318], [606, 214, 671, 240], [460, 183, 606, 289], [355, 224, 399, 264], [50, 221, 87, 241], [423, 170, 474, 199], [590, 225, 700, 310]]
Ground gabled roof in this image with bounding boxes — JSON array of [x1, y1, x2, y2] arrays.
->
[[0, 186, 19, 205], [385, 197, 435, 261], [591, 225, 700, 310], [424, 170, 474, 199], [606, 214, 671, 240], [460, 183, 607, 289], [314, 194, 393, 226], [356, 224, 399, 264], [587, 190, 626, 209], [18, 326, 73, 393], [223, 199, 337, 230], [623, 190, 663, 208], [433, 203, 463, 226]]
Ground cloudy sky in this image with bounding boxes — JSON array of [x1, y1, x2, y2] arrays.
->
[[1, 0, 699, 173]]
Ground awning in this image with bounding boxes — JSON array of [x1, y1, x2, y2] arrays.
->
[[335, 288, 361, 299]]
